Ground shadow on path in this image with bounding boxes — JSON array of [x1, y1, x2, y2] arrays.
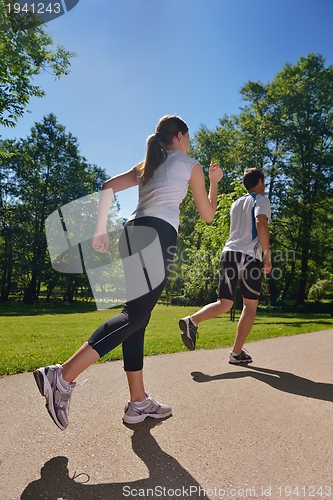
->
[[191, 365, 333, 402], [21, 418, 208, 499]]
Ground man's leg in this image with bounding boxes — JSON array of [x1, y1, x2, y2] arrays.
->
[[191, 298, 233, 325], [179, 299, 233, 351], [180, 251, 237, 350], [231, 297, 258, 354]]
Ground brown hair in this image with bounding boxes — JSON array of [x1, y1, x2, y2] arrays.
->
[[243, 168, 265, 191], [138, 115, 189, 184]]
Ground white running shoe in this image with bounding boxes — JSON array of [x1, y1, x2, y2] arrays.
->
[[122, 394, 172, 424], [33, 364, 76, 430]]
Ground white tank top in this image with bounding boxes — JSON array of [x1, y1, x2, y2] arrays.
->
[[127, 149, 198, 232]]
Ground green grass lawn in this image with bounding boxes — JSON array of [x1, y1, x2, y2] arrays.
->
[[1, 302, 333, 376]]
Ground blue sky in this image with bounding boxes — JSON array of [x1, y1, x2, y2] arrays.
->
[[3, 0, 333, 218]]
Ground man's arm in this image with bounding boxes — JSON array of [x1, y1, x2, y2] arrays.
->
[[256, 214, 272, 274]]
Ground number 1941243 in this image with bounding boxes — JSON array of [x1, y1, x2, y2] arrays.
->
[[277, 486, 332, 497], [6, 3, 61, 14]]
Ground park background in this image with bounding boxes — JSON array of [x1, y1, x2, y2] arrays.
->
[[1, 0, 333, 375]]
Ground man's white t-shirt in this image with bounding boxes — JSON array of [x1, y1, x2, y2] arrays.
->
[[223, 193, 271, 261], [127, 149, 197, 232]]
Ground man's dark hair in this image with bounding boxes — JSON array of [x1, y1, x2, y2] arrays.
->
[[243, 168, 265, 191]]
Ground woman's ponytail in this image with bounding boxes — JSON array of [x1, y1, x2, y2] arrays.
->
[[140, 115, 188, 184], [140, 133, 167, 184]]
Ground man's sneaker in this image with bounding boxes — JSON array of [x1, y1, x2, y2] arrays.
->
[[179, 316, 198, 351], [33, 364, 76, 431], [229, 349, 253, 364], [122, 394, 172, 424]]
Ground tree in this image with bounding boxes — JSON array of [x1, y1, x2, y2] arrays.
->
[[271, 54, 333, 303], [0, 0, 74, 127], [176, 182, 244, 305], [178, 53, 333, 306], [0, 153, 21, 300], [228, 54, 333, 305], [308, 279, 333, 300], [0, 114, 108, 303]]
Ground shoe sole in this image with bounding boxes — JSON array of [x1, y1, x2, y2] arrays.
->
[[228, 359, 253, 364], [33, 369, 66, 431], [122, 410, 172, 425], [179, 320, 195, 351]]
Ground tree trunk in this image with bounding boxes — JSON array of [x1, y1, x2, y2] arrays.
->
[[267, 275, 279, 306], [23, 277, 38, 304], [296, 201, 312, 306], [0, 225, 13, 302], [296, 247, 309, 305], [63, 279, 77, 303]]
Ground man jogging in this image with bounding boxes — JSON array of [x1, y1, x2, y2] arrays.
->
[[179, 168, 272, 364]]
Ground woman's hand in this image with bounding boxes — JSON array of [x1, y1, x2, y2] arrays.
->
[[209, 162, 223, 182], [92, 232, 109, 253]]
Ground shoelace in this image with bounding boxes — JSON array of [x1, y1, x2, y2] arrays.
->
[[75, 378, 88, 387], [134, 400, 160, 415], [238, 349, 251, 359], [56, 379, 88, 412], [129, 396, 161, 415], [72, 471, 90, 483]]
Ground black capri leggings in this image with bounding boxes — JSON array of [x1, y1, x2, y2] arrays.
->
[[88, 216, 177, 371]]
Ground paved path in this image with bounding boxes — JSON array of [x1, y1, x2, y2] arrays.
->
[[1, 330, 333, 500]]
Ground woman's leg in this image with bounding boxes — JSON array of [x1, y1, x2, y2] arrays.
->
[[121, 315, 173, 425], [64, 216, 175, 382], [62, 342, 99, 383], [60, 299, 152, 384], [126, 370, 145, 402], [34, 217, 176, 429]]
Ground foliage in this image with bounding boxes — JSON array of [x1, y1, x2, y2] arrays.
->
[[178, 181, 245, 304], [0, 114, 110, 303], [308, 279, 333, 300], [0, 0, 75, 127], [178, 53, 333, 306], [1, 53, 333, 307]]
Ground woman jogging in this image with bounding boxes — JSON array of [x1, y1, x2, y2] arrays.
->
[[34, 115, 223, 430]]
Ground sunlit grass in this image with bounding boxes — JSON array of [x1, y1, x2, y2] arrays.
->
[[1, 303, 333, 376]]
